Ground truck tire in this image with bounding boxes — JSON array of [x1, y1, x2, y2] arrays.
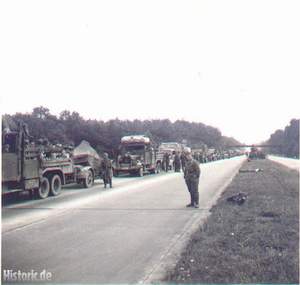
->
[[156, 162, 161, 174], [138, 167, 144, 177], [50, 174, 62, 196], [83, 169, 94, 188], [37, 176, 50, 199]]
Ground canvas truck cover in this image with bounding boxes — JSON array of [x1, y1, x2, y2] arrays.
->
[[159, 142, 182, 152], [73, 140, 101, 168], [121, 135, 150, 144]]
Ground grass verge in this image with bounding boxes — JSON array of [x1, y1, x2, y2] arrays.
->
[[163, 159, 299, 284]]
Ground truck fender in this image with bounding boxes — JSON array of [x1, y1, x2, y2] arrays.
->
[[79, 166, 95, 178]]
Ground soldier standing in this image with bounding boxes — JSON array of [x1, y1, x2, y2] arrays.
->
[[184, 152, 201, 208], [174, 151, 181, 172], [180, 152, 187, 172], [163, 152, 170, 172], [101, 153, 113, 188]]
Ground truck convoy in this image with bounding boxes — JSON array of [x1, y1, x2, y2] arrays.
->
[[2, 120, 245, 199], [248, 146, 266, 159], [113, 135, 162, 177], [2, 123, 102, 199]]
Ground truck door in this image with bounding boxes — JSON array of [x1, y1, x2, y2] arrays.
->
[[144, 145, 151, 165], [150, 147, 155, 165], [2, 132, 20, 182]]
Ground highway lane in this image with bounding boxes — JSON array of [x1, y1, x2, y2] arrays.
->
[[2, 156, 246, 284], [2, 174, 157, 233], [268, 155, 300, 171]]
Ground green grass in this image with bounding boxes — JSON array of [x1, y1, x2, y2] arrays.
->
[[163, 159, 299, 284]]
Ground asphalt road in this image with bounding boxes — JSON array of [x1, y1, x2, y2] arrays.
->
[[2, 156, 246, 284]]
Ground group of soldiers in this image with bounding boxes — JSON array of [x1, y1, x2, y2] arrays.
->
[[101, 149, 201, 209], [162, 151, 189, 173]]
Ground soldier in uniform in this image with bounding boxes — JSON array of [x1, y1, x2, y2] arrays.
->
[[184, 151, 201, 208], [180, 152, 187, 172], [163, 152, 170, 172], [174, 151, 181, 172], [101, 153, 113, 188]]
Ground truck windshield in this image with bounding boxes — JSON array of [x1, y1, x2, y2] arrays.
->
[[122, 144, 145, 154]]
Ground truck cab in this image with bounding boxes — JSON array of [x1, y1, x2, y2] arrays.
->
[[2, 124, 72, 199], [2, 128, 45, 196], [113, 135, 159, 177]]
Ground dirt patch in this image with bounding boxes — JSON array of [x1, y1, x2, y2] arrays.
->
[[163, 159, 299, 284]]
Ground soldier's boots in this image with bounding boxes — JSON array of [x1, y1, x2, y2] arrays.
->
[[194, 193, 199, 208], [186, 195, 194, 207], [186, 203, 199, 208], [104, 184, 107, 188]]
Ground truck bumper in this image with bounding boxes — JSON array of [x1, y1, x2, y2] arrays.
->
[[114, 167, 140, 172]]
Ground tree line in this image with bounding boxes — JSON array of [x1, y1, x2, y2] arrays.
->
[[2, 106, 240, 156], [265, 119, 299, 158]]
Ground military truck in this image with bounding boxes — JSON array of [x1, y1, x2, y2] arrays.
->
[[72, 140, 102, 187], [157, 142, 183, 170], [248, 146, 266, 159], [113, 135, 161, 177], [2, 124, 100, 199]]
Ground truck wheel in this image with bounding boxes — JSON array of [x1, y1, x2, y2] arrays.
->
[[37, 177, 50, 199], [83, 170, 94, 188], [138, 167, 144, 177], [156, 162, 161, 174], [50, 174, 62, 196]]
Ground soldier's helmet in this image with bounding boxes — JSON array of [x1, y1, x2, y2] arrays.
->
[[103, 152, 109, 158], [183, 147, 192, 154]]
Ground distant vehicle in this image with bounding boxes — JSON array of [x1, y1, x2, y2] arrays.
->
[[248, 147, 266, 159], [2, 123, 100, 199], [157, 142, 185, 170], [158, 142, 183, 153], [206, 148, 217, 162], [113, 135, 161, 177], [72, 140, 102, 187]]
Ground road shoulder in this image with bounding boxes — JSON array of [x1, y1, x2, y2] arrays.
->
[[161, 159, 299, 284]]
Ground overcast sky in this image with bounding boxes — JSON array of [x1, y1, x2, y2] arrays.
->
[[0, 0, 299, 144]]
